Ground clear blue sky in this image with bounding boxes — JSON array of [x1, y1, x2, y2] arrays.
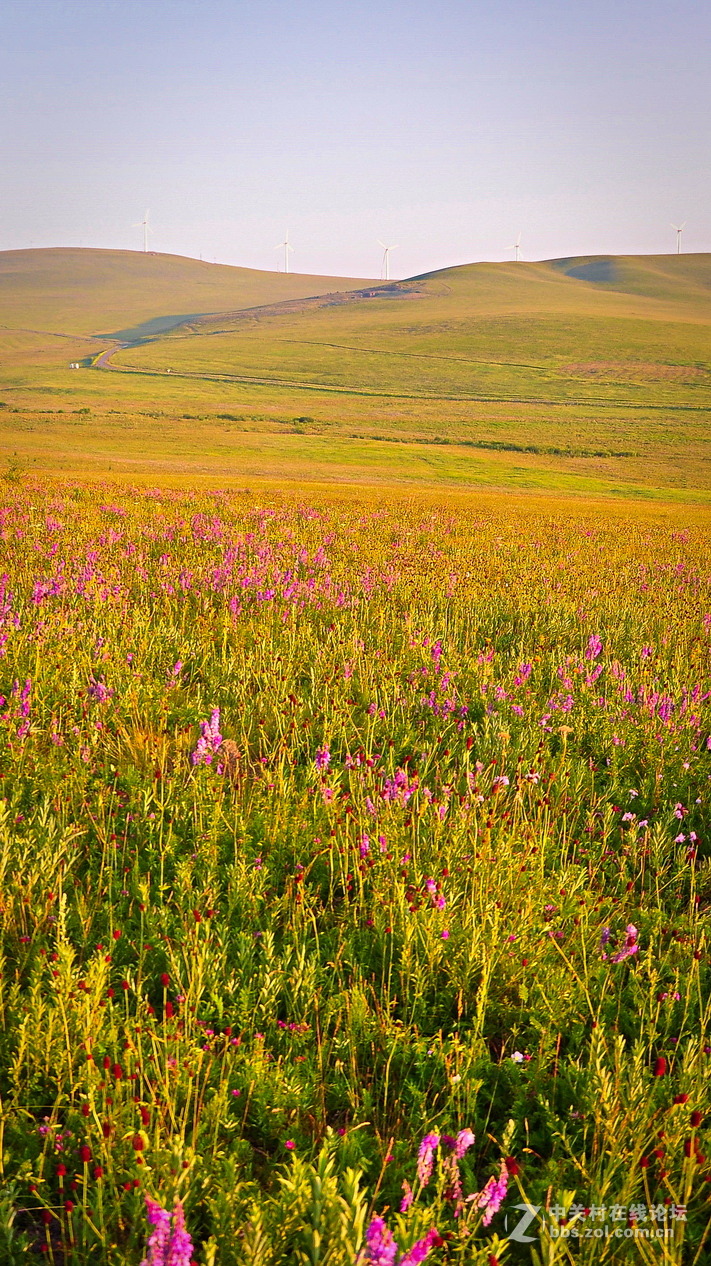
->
[[2, 0, 709, 278]]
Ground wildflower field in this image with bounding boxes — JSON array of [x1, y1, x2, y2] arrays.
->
[[1, 478, 710, 1265]]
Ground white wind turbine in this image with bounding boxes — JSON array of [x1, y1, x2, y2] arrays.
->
[[671, 221, 686, 254], [132, 209, 152, 253], [275, 230, 294, 273], [377, 240, 398, 281], [510, 232, 522, 262]]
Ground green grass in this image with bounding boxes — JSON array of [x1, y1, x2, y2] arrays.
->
[[0, 249, 709, 499], [0, 478, 710, 1264]]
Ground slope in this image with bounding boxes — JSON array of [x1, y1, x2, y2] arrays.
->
[[0, 247, 377, 338], [115, 254, 711, 408]]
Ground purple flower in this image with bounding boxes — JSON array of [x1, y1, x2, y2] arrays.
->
[[400, 1227, 440, 1265], [585, 634, 603, 660], [416, 1133, 440, 1187], [363, 1216, 398, 1266], [140, 1198, 194, 1266], [400, 1180, 414, 1213], [382, 767, 419, 805], [165, 1202, 193, 1266], [191, 707, 223, 766], [315, 745, 331, 771], [454, 1128, 475, 1159], [88, 677, 113, 703], [141, 1198, 171, 1266], [474, 1161, 509, 1227], [609, 924, 639, 963]]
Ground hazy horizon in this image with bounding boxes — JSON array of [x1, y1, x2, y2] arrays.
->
[[3, 0, 709, 279]]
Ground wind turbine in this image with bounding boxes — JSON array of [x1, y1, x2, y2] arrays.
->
[[670, 221, 686, 254], [377, 240, 398, 281], [132, 209, 152, 253], [275, 230, 294, 274], [510, 232, 522, 262]]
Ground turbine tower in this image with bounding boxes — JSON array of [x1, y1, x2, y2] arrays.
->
[[670, 222, 686, 254], [275, 231, 294, 274], [510, 232, 522, 262], [377, 240, 399, 281], [132, 209, 151, 253]]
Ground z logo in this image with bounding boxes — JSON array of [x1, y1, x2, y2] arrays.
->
[[505, 1202, 540, 1243]]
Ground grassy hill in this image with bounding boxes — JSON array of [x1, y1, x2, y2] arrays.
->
[[124, 254, 711, 408], [0, 247, 376, 337], [0, 248, 709, 500]]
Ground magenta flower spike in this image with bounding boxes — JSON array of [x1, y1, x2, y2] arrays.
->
[[140, 1197, 194, 1266], [364, 1216, 398, 1266]]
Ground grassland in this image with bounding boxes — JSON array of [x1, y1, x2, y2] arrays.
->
[[1, 249, 710, 1262], [0, 249, 709, 499], [0, 478, 710, 1265]]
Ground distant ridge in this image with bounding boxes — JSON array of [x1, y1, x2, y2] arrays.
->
[[0, 247, 378, 337], [411, 252, 711, 311]]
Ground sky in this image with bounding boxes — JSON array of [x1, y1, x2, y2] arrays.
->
[[2, 0, 709, 279]]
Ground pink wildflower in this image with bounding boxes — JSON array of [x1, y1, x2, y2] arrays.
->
[[364, 1216, 398, 1266], [140, 1198, 194, 1266], [315, 745, 331, 771], [400, 1180, 414, 1213], [191, 708, 223, 766], [474, 1161, 509, 1227], [400, 1227, 440, 1264], [454, 1128, 475, 1159], [416, 1133, 440, 1187], [609, 924, 639, 963]]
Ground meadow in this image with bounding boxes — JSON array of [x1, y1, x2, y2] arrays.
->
[[0, 477, 709, 1264], [1, 249, 710, 500]]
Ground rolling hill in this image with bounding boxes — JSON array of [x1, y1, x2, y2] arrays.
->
[[0, 247, 377, 338], [0, 248, 709, 499]]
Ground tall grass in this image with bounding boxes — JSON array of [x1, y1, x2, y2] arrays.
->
[[0, 480, 709, 1263]]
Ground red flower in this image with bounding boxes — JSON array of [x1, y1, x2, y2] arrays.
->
[[160, 973, 170, 988], [653, 1057, 667, 1077], [132, 1134, 145, 1152], [79, 1146, 91, 1164], [691, 1111, 703, 1128], [673, 1093, 689, 1104]]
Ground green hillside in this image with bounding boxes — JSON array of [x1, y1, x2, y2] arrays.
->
[[118, 253, 711, 408], [0, 247, 376, 337], [0, 249, 709, 500]]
